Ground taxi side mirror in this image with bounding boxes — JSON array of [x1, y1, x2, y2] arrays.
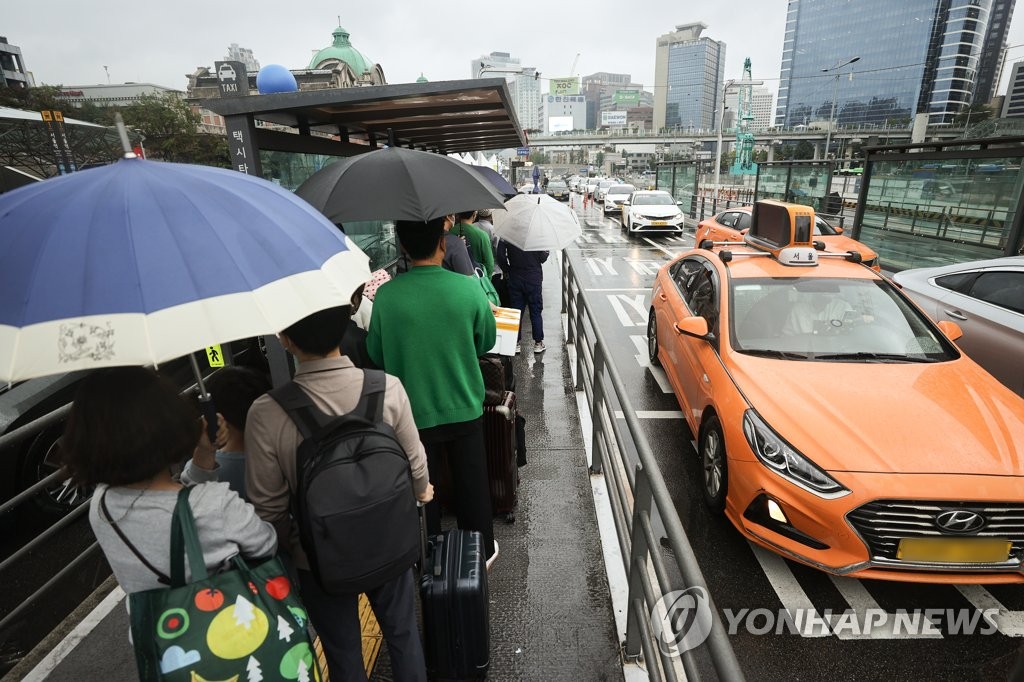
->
[[674, 316, 710, 339], [937, 320, 963, 342]]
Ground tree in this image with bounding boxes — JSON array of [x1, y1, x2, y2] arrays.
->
[[233, 595, 256, 628], [277, 615, 295, 643], [0, 85, 66, 113], [528, 150, 549, 164], [246, 656, 263, 682], [118, 93, 229, 166], [595, 151, 604, 168], [954, 102, 993, 127]]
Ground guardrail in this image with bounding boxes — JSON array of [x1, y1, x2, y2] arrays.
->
[[560, 251, 745, 681]]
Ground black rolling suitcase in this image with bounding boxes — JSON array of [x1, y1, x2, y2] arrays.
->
[[419, 525, 490, 680], [483, 391, 519, 522]]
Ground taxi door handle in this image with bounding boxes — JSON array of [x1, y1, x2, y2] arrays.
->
[[943, 309, 967, 321]]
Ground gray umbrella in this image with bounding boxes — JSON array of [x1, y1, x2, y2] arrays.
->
[[296, 147, 507, 222]]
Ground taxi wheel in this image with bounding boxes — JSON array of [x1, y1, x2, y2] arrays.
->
[[700, 415, 728, 514], [646, 311, 661, 367]]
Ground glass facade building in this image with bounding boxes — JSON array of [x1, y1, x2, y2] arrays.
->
[[654, 24, 726, 131], [776, 0, 994, 128]]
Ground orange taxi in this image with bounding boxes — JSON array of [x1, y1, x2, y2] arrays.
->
[[648, 200, 1024, 583], [695, 205, 881, 272]]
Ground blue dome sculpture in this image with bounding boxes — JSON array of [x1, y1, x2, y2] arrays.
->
[[256, 64, 298, 94]]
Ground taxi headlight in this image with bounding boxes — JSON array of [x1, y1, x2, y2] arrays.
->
[[742, 410, 850, 499]]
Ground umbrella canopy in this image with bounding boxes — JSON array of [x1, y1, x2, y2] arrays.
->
[[492, 193, 582, 251], [468, 165, 517, 198], [295, 146, 506, 223], [0, 157, 370, 383]]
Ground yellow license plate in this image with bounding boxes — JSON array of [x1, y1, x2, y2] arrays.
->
[[897, 537, 1011, 563], [652, 220, 667, 226]]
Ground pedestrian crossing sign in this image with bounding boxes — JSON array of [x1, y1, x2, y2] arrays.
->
[[206, 345, 224, 367]]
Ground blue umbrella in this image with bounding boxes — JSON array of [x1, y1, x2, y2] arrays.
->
[[468, 165, 517, 198], [0, 157, 371, 383]]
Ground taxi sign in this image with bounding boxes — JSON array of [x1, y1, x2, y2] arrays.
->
[[777, 247, 819, 266]]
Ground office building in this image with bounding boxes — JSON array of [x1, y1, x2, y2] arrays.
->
[[581, 72, 651, 129], [0, 36, 32, 89], [57, 83, 183, 108], [506, 66, 542, 131], [225, 43, 260, 73], [653, 23, 726, 131], [473, 51, 540, 131], [1002, 61, 1024, 117], [725, 86, 774, 131], [541, 94, 586, 133], [976, 0, 1016, 104], [775, 0, 998, 127]]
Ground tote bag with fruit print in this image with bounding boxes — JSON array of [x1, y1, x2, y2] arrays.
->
[[124, 488, 322, 682]]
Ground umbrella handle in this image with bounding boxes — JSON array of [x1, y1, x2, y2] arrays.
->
[[197, 395, 219, 445]]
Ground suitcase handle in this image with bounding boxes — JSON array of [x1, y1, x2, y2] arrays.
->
[[418, 502, 428, 573]]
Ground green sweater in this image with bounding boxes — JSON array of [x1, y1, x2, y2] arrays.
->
[[366, 265, 497, 429], [453, 222, 495, 278]]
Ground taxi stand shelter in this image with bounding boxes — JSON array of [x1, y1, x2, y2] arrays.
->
[[201, 78, 527, 383]]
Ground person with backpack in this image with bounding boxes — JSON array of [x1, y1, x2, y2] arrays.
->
[[245, 306, 433, 682], [367, 218, 498, 564]]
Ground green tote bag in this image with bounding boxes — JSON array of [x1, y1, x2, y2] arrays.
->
[[124, 488, 322, 682]]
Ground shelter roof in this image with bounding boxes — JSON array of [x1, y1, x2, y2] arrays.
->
[[202, 78, 526, 154], [0, 107, 104, 127]]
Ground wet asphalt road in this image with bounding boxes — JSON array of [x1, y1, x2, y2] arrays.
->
[[563, 193, 1024, 682]]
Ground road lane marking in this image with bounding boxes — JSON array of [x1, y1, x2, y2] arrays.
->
[[956, 585, 1024, 637], [585, 256, 618, 276], [749, 543, 831, 637], [613, 410, 684, 419], [23, 585, 127, 681], [584, 288, 650, 292], [827, 576, 941, 640], [641, 237, 680, 258], [624, 259, 663, 276], [607, 294, 648, 327]]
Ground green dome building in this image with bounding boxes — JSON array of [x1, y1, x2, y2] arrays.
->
[[308, 25, 386, 85]]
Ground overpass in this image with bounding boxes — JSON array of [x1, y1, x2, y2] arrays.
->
[[525, 124, 968, 153]]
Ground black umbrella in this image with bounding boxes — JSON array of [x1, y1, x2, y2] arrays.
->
[[296, 147, 507, 222], [468, 165, 517, 198]]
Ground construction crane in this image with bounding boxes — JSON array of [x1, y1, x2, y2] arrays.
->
[[568, 52, 581, 77], [730, 58, 760, 175]]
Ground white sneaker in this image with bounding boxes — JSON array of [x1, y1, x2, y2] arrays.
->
[[534, 341, 546, 353], [486, 539, 499, 572]]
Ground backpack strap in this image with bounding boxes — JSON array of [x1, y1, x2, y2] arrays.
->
[[354, 369, 387, 423], [268, 381, 332, 439]]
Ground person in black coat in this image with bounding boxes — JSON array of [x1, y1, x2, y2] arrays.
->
[[496, 239, 549, 354]]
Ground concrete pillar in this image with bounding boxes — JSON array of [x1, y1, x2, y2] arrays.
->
[[767, 145, 776, 162], [813, 143, 821, 160]]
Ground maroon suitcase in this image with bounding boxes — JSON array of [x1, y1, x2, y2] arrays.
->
[[483, 390, 519, 523]]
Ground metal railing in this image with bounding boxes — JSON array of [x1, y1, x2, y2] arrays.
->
[[560, 251, 745, 681]]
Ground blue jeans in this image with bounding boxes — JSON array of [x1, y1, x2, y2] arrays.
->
[[508, 276, 544, 342]]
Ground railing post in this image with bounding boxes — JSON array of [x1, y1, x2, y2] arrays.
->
[[574, 290, 584, 391], [589, 341, 605, 475], [625, 463, 653, 658]]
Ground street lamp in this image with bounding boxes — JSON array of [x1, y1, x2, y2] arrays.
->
[[822, 56, 860, 162], [713, 79, 736, 198]]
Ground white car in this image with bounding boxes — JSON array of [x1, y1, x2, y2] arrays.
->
[[584, 179, 601, 197], [603, 184, 636, 214], [621, 190, 685, 235], [594, 180, 617, 203]]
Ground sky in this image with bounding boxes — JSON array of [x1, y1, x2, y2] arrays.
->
[[6, 0, 1024, 101]]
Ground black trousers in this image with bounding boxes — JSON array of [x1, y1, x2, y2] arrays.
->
[[298, 567, 426, 682], [419, 417, 496, 558]]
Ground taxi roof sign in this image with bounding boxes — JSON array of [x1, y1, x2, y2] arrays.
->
[[746, 200, 816, 257]]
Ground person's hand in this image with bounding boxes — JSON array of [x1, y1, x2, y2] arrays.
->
[[416, 483, 435, 504], [193, 414, 226, 469]]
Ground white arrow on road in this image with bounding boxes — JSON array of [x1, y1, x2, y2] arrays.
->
[[607, 294, 648, 327], [585, 257, 617, 276], [624, 260, 663, 276], [630, 335, 674, 393]]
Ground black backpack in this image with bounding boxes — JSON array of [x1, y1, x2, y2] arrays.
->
[[270, 370, 419, 594]]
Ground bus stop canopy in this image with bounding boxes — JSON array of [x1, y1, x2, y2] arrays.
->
[[203, 78, 526, 155]]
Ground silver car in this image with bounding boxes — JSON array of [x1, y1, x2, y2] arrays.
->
[[893, 256, 1024, 396]]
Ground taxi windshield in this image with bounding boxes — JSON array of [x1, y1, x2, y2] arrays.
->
[[633, 194, 675, 205], [729, 277, 957, 362]]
